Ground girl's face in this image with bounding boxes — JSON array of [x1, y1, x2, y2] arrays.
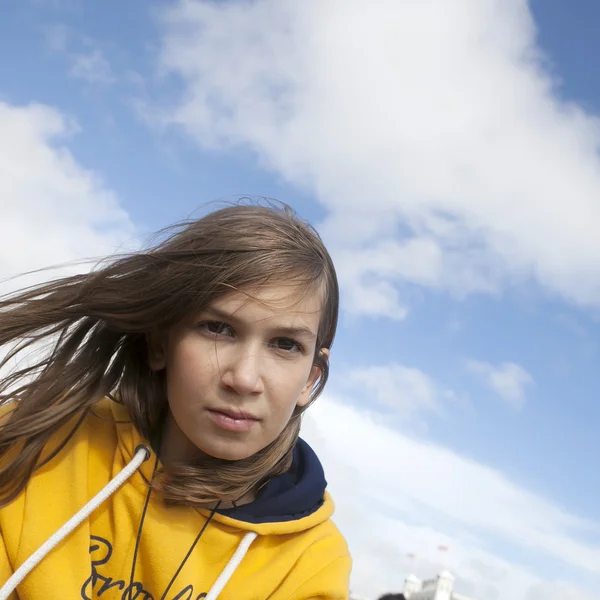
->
[[151, 283, 325, 463]]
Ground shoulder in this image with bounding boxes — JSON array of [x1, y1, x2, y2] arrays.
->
[[1, 396, 121, 512], [1, 397, 120, 476], [309, 512, 351, 556], [46, 398, 123, 477], [0, 397, 121, 570], [313, 518, 352, 574], [290, 510, 352, 597], [41, 397, 119, 462], [274, 520, 352, 599]]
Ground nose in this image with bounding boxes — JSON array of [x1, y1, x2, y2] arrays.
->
[[219, 344, 265, 396]]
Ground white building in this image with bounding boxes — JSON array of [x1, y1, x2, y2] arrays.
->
[[403, 571, 475, 600], [350, 570, 476, 600]]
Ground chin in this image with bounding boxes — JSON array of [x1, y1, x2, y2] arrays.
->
[[198, 439, 261, 462], [214, 450, 254, 461]]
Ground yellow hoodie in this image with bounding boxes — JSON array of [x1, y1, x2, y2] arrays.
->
[[0, 399, 351, 599]]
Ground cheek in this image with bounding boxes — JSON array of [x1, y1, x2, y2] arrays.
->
[[272, 361, 313, 404], [167, 339, 215, 389]]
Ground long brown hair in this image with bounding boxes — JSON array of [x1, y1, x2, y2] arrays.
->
[[0, 201, 339, 506]]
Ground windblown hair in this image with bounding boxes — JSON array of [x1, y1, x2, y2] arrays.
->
[[0, 201, 339, 507]]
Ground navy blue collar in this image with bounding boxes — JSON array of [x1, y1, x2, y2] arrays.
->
[[217, 438, 327, 524]]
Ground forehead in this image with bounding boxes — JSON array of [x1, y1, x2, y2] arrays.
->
[[210, 283, 324, 328]]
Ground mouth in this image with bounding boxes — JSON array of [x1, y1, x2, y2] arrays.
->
[[207, 408, 259, 433], [209, 408, 259, 421]]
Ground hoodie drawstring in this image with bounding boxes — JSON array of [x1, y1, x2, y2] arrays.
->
[[205, 531, 258, 600], [0, 445, 151, 600], [0, 446, 258, 600]]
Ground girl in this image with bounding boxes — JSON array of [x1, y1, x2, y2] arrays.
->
[[0, 202, 351, 600]]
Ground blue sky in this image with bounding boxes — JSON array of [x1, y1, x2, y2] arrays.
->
[[2, 1, 600, 599]]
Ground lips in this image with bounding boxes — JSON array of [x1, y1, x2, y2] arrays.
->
[[207, 408, 259, 433], [208, 408, 258, 421]]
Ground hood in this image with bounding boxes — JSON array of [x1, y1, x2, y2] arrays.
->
[[217, 437, 326, 523]]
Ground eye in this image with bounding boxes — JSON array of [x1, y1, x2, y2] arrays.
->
[[270, 337, 304, 354], [199, 321, 235, 337]]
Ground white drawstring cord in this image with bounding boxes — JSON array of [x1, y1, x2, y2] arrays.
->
[[0, 445, 150, 600], [204, 531, 258, 600]]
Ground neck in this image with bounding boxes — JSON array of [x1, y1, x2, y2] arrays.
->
[[158, 410, 257, 509]]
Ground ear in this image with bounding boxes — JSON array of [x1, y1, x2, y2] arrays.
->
[[146, 331, 167, 371], [297, 348, 330, 408]]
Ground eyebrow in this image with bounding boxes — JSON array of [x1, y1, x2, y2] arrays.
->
[[201, 306, 318, 341]]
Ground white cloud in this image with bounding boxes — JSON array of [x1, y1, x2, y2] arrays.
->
[[346, 364, 442, 421], [0, 102, 133, 290], [69, 48, 114, 84], [155, 0, 600, 319], [333, 237, 443, 320], [467, 360, 533, 409], [302, 396, 600, 599], [526, 581, 596, 600]]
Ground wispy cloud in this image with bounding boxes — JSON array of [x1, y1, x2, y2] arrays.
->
[[42, 23, 115, 86], [44, 23, 68, 52], [303, 396, 600, 599], [467, 360, 533, 409], [155, 0, 600, 319], [69, 48, 114, 85], [346, 364, 444, 422]]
